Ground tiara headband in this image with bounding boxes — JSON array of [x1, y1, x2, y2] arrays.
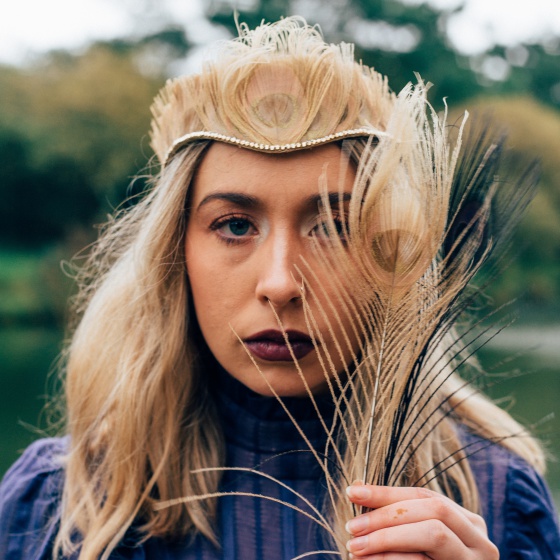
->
[[164, 127, 383, 162], [149, 17, 397, 166]]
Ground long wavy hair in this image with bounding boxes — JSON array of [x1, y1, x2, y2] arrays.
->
[[54, 17, 545, 560], [54, 135, 544, 560]]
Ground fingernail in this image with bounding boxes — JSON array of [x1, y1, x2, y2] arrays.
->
[[346, 535, 368, 553], [345, 515, 368, 534], [346, 485, 369, 500]]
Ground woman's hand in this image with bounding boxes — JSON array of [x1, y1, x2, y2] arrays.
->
[[345, 484, 499, 559]]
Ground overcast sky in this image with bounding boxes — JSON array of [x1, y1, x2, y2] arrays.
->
[[1, 0, 560, 66]]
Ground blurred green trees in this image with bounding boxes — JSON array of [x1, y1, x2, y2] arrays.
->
[[452, 96, 560, 305], [0, 0, 559, 327], [0, 45, 163, 326], [0, 45, 163, 244]]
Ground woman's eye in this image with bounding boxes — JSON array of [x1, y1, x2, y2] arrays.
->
[[212, 216, 256, 241], [226, 219, 251, 236], [312, 218, 347, 240]]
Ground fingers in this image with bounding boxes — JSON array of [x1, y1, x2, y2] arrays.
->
[[346, 494, 482, 547], [345, 485, 499, 559], [346, 484, 452, 512], [346, 484, 487, 534], [349, 554, 430, 560], [346, 519, 471, 558]]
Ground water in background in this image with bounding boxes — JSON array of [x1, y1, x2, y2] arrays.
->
[[478, 324, 560, 506], [0, 327, 62, 473]]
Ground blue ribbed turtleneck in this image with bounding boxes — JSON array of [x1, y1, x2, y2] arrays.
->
[[189, 368, 339, 560], [2, 368, 560, 559]]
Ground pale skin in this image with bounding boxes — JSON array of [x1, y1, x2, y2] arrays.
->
[[185, 141, 499, 559], [345, 483, 499, 559], [185, 141, 358, 397]]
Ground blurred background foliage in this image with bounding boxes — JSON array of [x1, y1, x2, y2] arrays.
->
[[1, 0, 559, 496]]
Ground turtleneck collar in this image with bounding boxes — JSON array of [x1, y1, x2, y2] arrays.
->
[[214, 367, 338, 457]]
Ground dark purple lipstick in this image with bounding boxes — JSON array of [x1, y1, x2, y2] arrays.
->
[[243, 329, 314, 362]]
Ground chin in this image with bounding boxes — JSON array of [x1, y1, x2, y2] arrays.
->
[[239, 370, 327, 398]]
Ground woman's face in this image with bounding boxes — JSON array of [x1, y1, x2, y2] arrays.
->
[[185, 142, 358, 397]]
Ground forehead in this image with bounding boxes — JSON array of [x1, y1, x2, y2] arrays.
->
[[190, 141, 355, 203]]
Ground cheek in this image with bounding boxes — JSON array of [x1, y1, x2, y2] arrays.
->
[[187, 253, 218, 319], [185, 236, 214, 322], [185, 239, 245, 334], [305, 258, 363, 351]]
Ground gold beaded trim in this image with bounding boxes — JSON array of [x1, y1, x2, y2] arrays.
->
[[164, 127, 381, 164]]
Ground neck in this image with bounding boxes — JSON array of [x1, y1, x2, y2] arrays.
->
[[213, 367, 338, 480]]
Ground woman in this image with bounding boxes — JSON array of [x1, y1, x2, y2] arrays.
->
[[1, 17, 559, 560]]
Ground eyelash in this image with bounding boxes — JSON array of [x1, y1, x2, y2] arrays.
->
[[208, 212, 348, 246], [312, 213, 348, 241], [209, 213, 257, 245]]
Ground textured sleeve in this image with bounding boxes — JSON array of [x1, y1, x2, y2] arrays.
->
[[502, 454, 560, 559], [0, 438, 66, 560]]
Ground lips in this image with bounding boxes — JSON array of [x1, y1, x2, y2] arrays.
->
[[243, 329, 315, 362]]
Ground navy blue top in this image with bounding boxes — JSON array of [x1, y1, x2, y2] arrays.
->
[[1, 371, 560, 559]]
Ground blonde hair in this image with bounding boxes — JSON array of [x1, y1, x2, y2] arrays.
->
[[56, 145, 226, 558], [55, 16, 545, 560]]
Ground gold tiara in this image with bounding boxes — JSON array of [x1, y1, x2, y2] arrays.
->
[[164, 127, 384, 163], [149, 17, 396, 166]]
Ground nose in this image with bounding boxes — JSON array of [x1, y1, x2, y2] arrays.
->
[[255, 229, 303, 308]]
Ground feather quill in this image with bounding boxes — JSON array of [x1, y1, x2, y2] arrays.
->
[[156, 102, 539, 558]]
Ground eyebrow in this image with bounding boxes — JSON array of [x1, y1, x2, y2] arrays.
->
[[316, 192, 352, 207], [197, 191, 352, 211], [197, 192, 260, 210]]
